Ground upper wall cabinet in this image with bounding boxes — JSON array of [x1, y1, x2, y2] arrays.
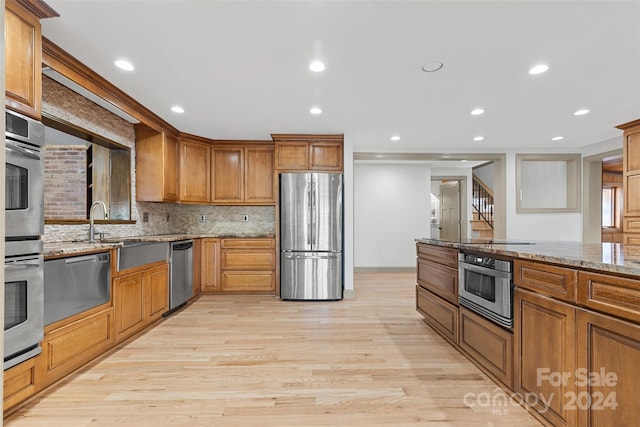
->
[[211, 143, 275, 205], [5, 0, 58, 119], [179, 137, 211, 204], [135, 125, 179, 203], [272, 134, 343, 172]]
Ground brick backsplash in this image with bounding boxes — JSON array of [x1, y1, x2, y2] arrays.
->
[[44, 146, 87, 220], [42, 76, 276, 243]]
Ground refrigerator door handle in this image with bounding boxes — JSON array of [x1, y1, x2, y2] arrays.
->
[[307, 175, 313, 247], [311, 175, 316, 248]]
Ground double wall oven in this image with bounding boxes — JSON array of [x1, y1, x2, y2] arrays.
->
[[4, 110, 45, 370], [458, 251, 514, 329]]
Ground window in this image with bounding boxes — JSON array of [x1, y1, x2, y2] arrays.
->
[[515, 154, 581, 213]]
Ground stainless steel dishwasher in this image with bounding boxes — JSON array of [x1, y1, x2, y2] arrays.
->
[[44, 252, 111, 325], [168, 240, 193, 313]]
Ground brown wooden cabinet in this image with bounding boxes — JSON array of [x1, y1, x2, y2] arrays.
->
[[272, 134, 343, 171], [192, 238, 202, 297], [4, 0, 57, 119], [416, 285, 458, 344], [219, 238, 275, 293], [576, 309, 640, 427], [514, 259, 577, 303], [3, 355, 38, 413], [135, 126, 179, 202], [39, 306, 114, 388], [514, 288, 577, 427], [416, 244, 458, 304], [113, 262, 169, 342], [211, 143, 275, 205], [179, 138, 211, 204], [616, 119, 640, 244], [200, 238, 221, 292], [459, 306, 513, 388]]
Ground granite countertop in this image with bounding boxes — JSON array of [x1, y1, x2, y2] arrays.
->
[[45, 233, 276, 258], [416, 238, 640, 277]]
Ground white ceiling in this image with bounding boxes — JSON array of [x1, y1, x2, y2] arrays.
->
[[41, 0, 640, 155]]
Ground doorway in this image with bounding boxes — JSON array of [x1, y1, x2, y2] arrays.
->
[[431, 179, 463, 241]]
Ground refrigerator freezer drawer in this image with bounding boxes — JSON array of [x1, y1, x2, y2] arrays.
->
[[281, 252, 342, 300]]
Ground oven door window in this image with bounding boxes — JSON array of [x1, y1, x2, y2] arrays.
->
[[463, 269, 496, 302], [5, 280, 28, 330], [6, 163, 29, 211]]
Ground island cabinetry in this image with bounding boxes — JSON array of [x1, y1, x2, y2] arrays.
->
[[514, 259, 577, 303], [211, 143, 275, 205], [577, 271, 640, 323], [113, 262, 169, 343], [4, 0, 57, 119], [415, 243, 459, 344], [39, 306, 114, 389], [200, 238, 221, 293], [514, 288, 577, 427], [616, 119, 640, 244], [458, 307, 513, 387], [576, 309, 640, 426], [272, 134, 343, 171], [220, 238, 275, 293], [135, 126, 179, 202], [179, 137, 211, 204]]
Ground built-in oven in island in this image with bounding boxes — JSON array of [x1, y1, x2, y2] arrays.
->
[[458, 252, 514, 328]]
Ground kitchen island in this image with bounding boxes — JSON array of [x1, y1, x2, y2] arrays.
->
[[415, 238, 640, 427]]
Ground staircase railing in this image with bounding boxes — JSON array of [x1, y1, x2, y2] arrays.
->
[[472, 175, 494, 229]]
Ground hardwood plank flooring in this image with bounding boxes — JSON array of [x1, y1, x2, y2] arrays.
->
[[5, 273, 541, 426]]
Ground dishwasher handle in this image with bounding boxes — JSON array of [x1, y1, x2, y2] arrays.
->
[[172, 241, 193, 251]]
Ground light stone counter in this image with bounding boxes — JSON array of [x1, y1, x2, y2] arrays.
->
[[415, 238, 640, 277], [45, 233, 276, 258]]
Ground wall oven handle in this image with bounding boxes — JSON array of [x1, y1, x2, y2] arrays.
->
[[5, 262, 41, 271], [5, 141, 41, 160], [459, 261, 512, 280]]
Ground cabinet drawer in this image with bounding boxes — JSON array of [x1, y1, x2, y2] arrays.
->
[[221, 238, 275, 249], [41, 308, 114, 386], [417, 258, 458, 304], [459, 306, 513, 387], [578, 271, 640, 323], [3, 356, 38, 412], [416, 286, 458, 344], [417, 243, 458, 268], [221, 271, 275, 292], [221, 249, 275, 270], [514, 260, 577, 303]]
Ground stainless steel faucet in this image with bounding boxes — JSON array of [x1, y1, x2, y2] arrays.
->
[[89, 200, 108, 242]]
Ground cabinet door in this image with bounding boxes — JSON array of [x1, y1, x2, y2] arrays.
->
[[201, 238, 221, 292], [244, 146, 275, 204], [113, 271, 146, 341], [275, 141, 308, 170], [514, 288, 577, 427], [417, 257, 458, 304], [220, 271, 275, 292], [146, 264, 169, 321], [221, 249, 275, 270], [135, 128, 178, 202], [179, 139, 211, 204], [577, 310, 640, 426], [416, 286, 458, 345], [309, 141, 343, 171], [3, 355, 38, 413], [212, 146, 243, 203], [5, 0, 42, 119], [163, 134, 179, 201], [192, 239, 202, 297]]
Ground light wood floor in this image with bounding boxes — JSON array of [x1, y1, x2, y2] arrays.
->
[[5, 273, 541, 426]]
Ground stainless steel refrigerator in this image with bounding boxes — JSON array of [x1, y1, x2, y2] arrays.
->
[[280, 173, 343, 300]]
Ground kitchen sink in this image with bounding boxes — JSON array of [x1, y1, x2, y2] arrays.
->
[[117, 241, 169, 271]]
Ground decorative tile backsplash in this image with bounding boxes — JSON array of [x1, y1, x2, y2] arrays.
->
[[42, 76, 275, 243]]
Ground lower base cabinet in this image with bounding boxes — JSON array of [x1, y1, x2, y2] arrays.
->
[[113, 262, 169, 343], [416, 285, 458, 344], [459, 306, 513, 388], [577, 309, 640, 426], [3, 356, 38, 413]]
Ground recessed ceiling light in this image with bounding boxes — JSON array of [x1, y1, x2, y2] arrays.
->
[[376, 154, 384, 158], [461, 160, 468, 163], [471, 108, 485, 116], [552, 136, 564, 141], [114, 59, 134, 71], [309, 61, 325, 72], [421, 61, 444, 73], [574, 109, 590, 116], [529, 64, 549, 75], [171, 106, 185, 114], [390, 135, 400, 142], [309, 106, 322, 115], [473, 136, 485, 142]]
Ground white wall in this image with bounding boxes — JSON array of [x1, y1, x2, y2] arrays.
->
[[354, 163, 430, 268], [343, 137, 355, 292]]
